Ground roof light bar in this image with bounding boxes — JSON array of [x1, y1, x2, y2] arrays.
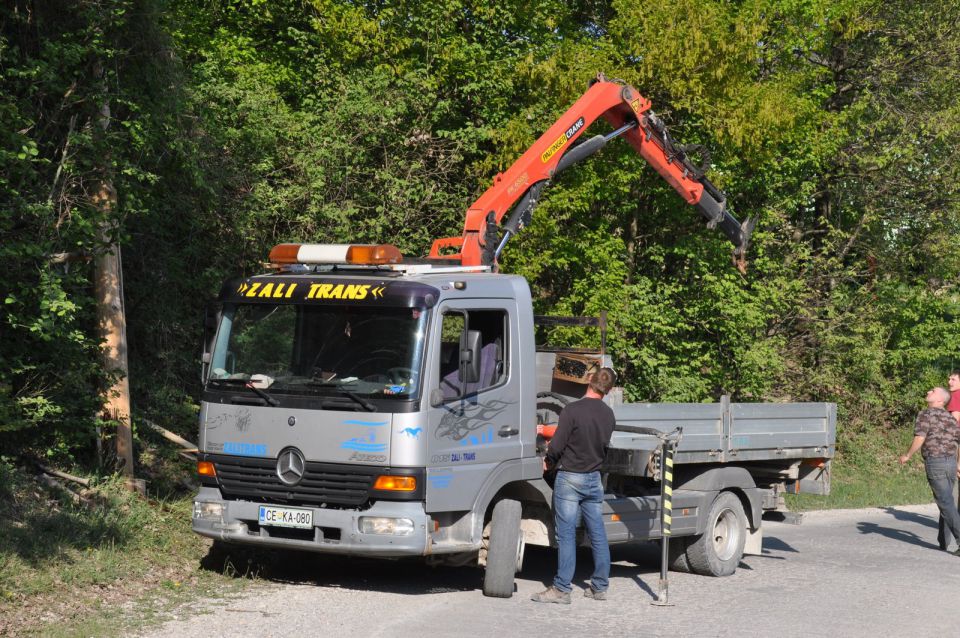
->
[[269, 243, 404, 265]]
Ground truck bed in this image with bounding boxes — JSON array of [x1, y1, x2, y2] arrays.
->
[[534, 351, 835, 466], [609, 395, 836, 464]]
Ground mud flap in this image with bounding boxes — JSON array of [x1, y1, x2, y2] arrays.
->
[[743, 524, 763, 556]]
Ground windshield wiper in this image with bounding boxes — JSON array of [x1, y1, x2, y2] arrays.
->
[[208, 378, 279, 407], [245, 382, 280, 407], [340, 389, 377, 412]]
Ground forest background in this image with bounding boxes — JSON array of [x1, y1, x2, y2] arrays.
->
[[3, 0, 960, 480]]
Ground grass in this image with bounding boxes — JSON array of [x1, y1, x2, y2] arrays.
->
[[787, 425, 933, 511], [0, 458, 249, 637], [33, 575, 249, 638]]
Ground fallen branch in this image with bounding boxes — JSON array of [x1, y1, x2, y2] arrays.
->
[[34, 461, 91, 488], [178, 450, 198, 463], [36, 473, 88, 505], [141, 418, 197, 451]]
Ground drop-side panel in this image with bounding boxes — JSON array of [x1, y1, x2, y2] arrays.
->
[[728, 402, 835, 462], [612, 402, 725, 463]]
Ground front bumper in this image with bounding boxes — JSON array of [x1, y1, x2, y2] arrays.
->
[[192, 487, 432, 557]]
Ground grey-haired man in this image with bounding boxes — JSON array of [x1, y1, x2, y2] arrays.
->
[[899, 387, 960, 555]]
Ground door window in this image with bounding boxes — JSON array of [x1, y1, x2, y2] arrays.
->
[[438, 309, 507, 400]]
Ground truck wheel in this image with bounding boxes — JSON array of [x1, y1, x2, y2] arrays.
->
[[482, 499, 523, 598], [685, 492, 746, 577], [667, 536, 693, 573]]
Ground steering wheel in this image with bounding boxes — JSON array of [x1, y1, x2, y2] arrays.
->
[[536, 391, 570, 425], [537, 391, 571, 405]]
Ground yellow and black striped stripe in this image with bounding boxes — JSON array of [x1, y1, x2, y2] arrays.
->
[[662, 453, 674, 536]]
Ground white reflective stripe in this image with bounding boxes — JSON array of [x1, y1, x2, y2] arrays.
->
[[297, 244, 351, 263]]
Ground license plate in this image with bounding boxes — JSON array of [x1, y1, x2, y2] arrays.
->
[[258, 505, 313, 529]]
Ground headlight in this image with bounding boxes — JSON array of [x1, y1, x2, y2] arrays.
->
[[358, 517, 415, 535], [193, 501, 224, 520]]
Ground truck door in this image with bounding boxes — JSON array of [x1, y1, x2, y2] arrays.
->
[[425, 303, 522, 513]]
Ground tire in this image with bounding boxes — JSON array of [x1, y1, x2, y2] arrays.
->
[[203, 541, 267, 578], [203, 540, 242, 574], [667, 536, 693, 573], [482, 499, 523, 598], [685, 492, 747, 577]]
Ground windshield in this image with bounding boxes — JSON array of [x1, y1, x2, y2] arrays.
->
[[208, 303, 428, 399]]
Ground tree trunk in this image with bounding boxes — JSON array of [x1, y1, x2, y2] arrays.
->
[[94, 198, 135, 484], [91, 68, 137, 491]]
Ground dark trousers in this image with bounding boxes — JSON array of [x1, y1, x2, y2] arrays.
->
[[925, 456, 960, 547], [937, 472, 960, 550]]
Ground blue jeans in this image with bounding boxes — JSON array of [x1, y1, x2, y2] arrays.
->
[[552, 470, 610, 593], [925, 456, 960, 547]]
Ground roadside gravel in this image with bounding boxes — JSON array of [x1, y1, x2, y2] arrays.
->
[[139, 504, 960, 638]]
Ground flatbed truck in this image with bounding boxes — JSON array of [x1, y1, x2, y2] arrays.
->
[[192, 74, 835, 597]]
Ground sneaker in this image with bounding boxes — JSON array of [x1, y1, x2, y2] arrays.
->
[[584, 587, 607, 601], [531, 586, 571, 604]]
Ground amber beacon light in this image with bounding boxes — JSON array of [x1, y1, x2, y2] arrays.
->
[[269, 243, 404, 265]]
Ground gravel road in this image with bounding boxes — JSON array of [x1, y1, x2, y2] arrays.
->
[[141, 504, 960, 638]]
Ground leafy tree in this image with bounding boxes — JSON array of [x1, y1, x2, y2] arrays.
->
[[0, 0, 175, 455]]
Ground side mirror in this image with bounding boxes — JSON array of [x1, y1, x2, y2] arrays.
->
[[430, 388, 445, 408], [459, 329, 481, 384]]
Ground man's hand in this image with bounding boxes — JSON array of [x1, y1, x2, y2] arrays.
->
[[901, 435, 925, 467], [898, 454, 911, 466]]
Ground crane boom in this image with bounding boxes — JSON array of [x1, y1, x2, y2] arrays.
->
[[428, 73, 754, 271]]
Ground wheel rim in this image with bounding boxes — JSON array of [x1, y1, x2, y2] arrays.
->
[[712, 508, 741, 561]]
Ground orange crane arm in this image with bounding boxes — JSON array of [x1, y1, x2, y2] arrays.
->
[[428, 74, 754, 270]]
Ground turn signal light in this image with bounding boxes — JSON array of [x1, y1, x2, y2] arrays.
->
[[373, 475, 417, 491], [268, 243, 404, 265], [197, 461, 217, 477]]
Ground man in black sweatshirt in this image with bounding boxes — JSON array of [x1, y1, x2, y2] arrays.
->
[[532, 367, 617, 604]]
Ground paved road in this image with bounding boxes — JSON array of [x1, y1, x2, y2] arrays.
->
[[143, 504, 960, 638]]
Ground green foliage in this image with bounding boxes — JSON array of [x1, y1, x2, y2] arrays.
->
[[3, 0, 960, 463], [0, 0, 161, 451]]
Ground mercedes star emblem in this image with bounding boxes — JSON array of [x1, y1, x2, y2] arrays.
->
[[276, 448, 306, 486], [288, 415, 297, 427]]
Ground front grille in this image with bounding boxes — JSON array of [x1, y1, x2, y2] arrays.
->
[[208, 454, 378, 507]]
